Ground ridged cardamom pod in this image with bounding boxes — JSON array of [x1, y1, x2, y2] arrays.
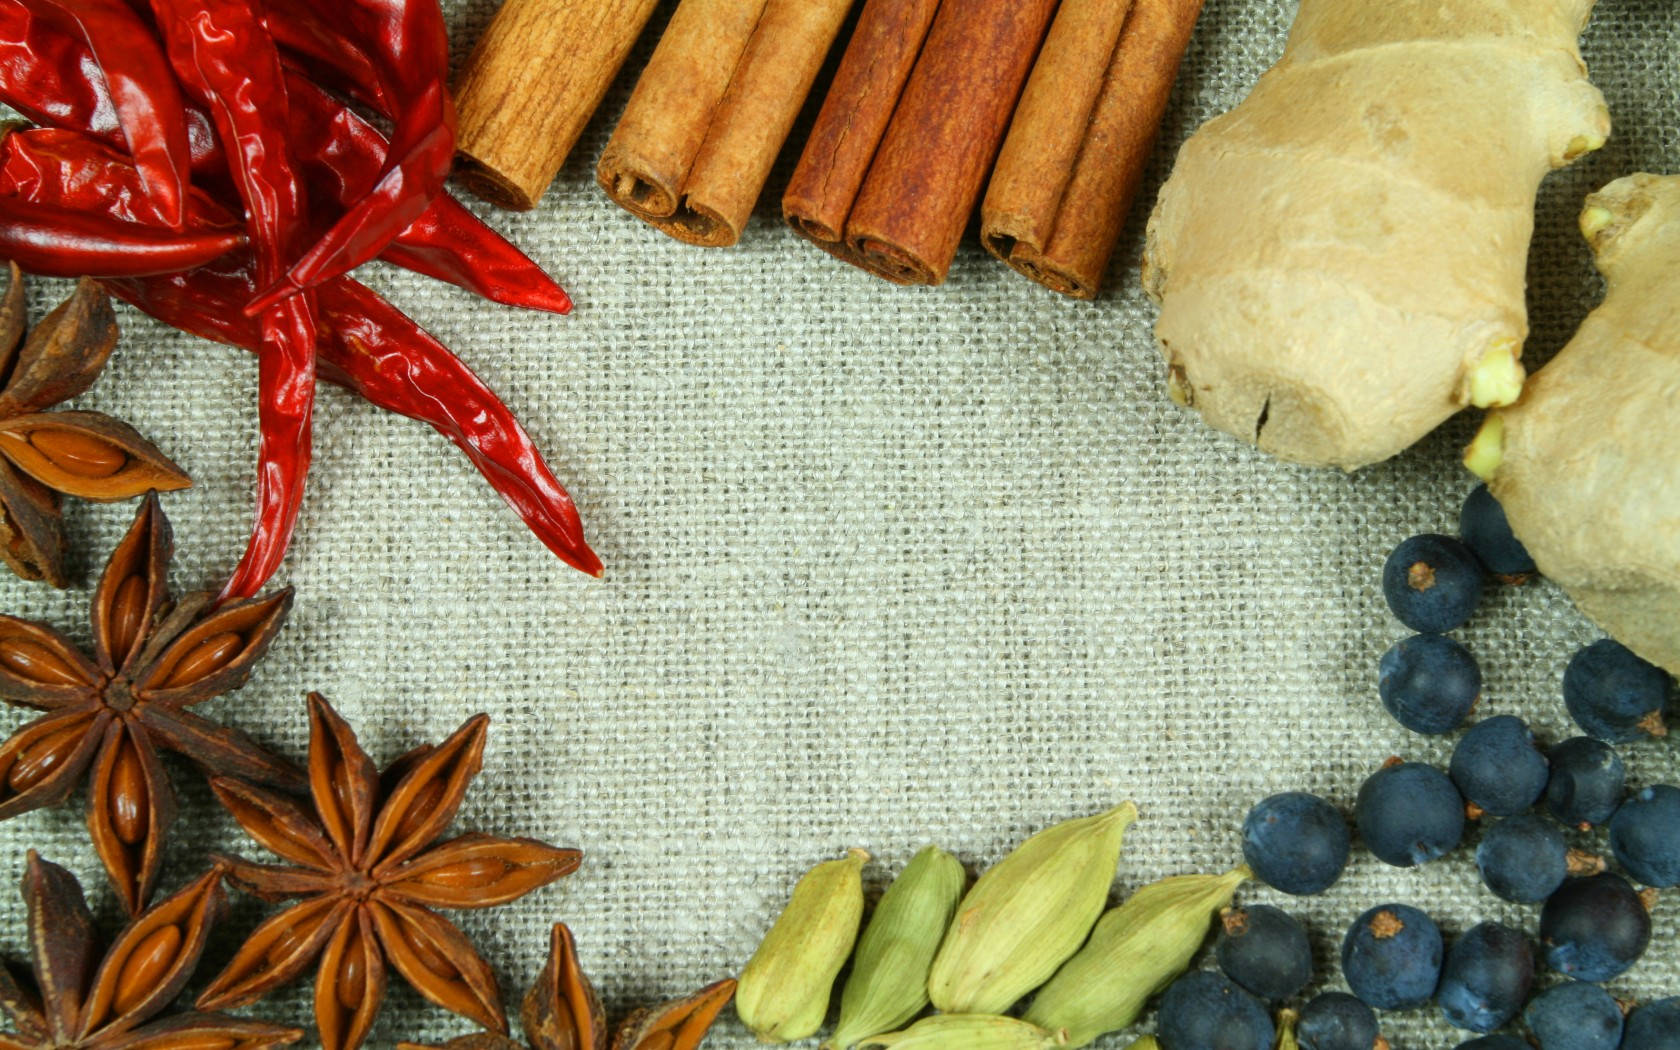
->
[[1274, 1009, 1299, 1050], [1023, 865, 1251, 1047], [736, 848, 869, 1042], [825, 846, 967, 1050], [857, 1015, 1068, 1049], [1125, 1039, 1159, 1050], [928, 802, 1138, 1015]]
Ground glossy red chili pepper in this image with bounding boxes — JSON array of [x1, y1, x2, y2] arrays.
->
[[0, 195, 244, 276], [0, 126, 234, 229], [152, 0, 318, 600], [283, 73, 571, 314], [244, 0, 455, 312], [26, 0, 192, 229], [261, 0, 390, 112], [102, 263, 603, 577]]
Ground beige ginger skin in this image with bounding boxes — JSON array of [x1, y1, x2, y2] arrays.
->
[[1467, 173, 1680, 676], [1142, 0, 1610, 469]]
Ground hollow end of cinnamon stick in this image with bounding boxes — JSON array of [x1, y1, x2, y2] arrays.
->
[[648, 200, 741, 247], [851, 236, 942, 286], [452, 152, 541, 212], [597, 154, 681, 220]]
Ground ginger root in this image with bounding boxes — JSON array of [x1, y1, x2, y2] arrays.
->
[[1142, 0, 1609, 469], [1468, 173, 1680, 675]]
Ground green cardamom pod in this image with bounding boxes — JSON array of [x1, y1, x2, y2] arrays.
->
[[1125, 1039, 1160, 1050], [736, 848, 870, 1043], [1274, 1008, 1299, 1050], [928, 802, 1138, 1015], [825, 845, 967, 1050], [1023, 865, 1251, 1047], [857, 1015, 1067, 1050]]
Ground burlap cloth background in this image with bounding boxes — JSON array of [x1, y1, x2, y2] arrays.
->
[[1, 1, 1677, 1046]]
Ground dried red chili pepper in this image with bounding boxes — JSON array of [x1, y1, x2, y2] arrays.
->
[[0, 195, 244, 277], [262, 0, 391, 112], [246, 0, 456, 312], [102, 263, 603, 577], [151, 0, 318, 601], [27, 0, 192, 229], [0, 126, 234, 230], [283, 74, 570, 314]]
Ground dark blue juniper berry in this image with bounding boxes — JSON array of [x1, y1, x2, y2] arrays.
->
[[1476, 814, 1601, 903], [1453, 1038, 1528, 1050], [1156, 970, 1273, 1050], [1540, 873, 1652, 981], [1378, 634, 1480, 734], [1546, 736, 1627, 829], [1459, 484, 1536, 582], [1242, 792, 1350, 895], [1563, 639, 1673, 743], [1523, 981, 1625, 1050], [1215, 905, 1312, 1003], [1296, 992, 1381, 1050], [1450, 716, 1549, 817], [1436, 921, 1534, 1032], [1609, 784, 1680, 887], [1382, 534, 1484, 633], [1622, 997, 1680, 1050], [1356, 760, 1464, 867], [1341, 903, 1443, 1010]]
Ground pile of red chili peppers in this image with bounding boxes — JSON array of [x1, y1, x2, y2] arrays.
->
[[0, 0, 602, 597]]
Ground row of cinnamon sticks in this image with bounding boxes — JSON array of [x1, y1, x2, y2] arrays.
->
[[453, 0, 1205, 299]]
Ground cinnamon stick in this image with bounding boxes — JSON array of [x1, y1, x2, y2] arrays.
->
[[782, 0, 943, 258], [982, 0, 1206, 298], [452, 0, 661, 210], [841, 0, 1062, 285], [597, 0, 854, 247]]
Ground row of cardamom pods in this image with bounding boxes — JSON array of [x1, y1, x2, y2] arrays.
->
[[733, 803, 1252, 1049]]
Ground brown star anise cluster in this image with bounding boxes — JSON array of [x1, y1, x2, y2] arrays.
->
[[0, 493, 300, 914], [0, 265, 190, 587], [0, 851, 300, 1049], [397, 923, 736, 1050], [196, 693, 583, 1050]]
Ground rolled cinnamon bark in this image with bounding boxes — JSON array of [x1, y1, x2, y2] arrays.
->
[[452, 0, 661, 210], [597, 0, 854, 246], [782, 0, 943, 259], [843, 0, 1062, 285], [982, 0, 1206, 298]]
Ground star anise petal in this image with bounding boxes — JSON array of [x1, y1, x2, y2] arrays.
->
[[0, 263, 24, 383], [76, 866, 222, 1041], [608, 980, 736, 1050], [91, 492, 171, 675], [86, 721, 175, 915], [520, 923, 606, 1050], [138, 706, 305, 792], [99, 1012, 302, 1050], [305, 692, 380, 867], [396, 1036, 521, 1050], [366, 714, 487, 872], [0, 616, 101, 706], [133, 591, 292, 707], [367, 899, 504, 1035], [0, 279, 116, 416], [0, 413, 191, 503], [382, 834, 582, 910], [197, 897, 349, 1012], [0, 957, 47, 1042], [0, 710, 108, 820], [22, 852, 98, 1042], [315, 907, 385, 1050], [219, 857, 336, 902], [0, 461, 66, 588], [209, 777, 341, 874]]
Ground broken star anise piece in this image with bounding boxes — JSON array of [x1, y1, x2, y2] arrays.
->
[[0, 492, 301, 914], [198, 693, 583, 1050], [0, 851, 302, 1049], [0, 264, 191, 587], [396, 924, 734, 1050]]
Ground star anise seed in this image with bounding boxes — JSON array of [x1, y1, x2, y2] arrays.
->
[[0, 493, 302, 914], [199, 693, 583, 1050], [0, 266, 191, 587], [607, 980, 737, 1050], [0, 851, 301, 1049]]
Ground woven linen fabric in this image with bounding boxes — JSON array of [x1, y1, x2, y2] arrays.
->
[[1, 0, 1677, 1046]]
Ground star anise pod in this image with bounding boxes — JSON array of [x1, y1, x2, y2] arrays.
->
[[396, 924, 734, 1050], [0, 265, 190, 587], [0, 493, 301, 914], [198, 693, 583, 1050], [0, 851, 301, 1049]]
